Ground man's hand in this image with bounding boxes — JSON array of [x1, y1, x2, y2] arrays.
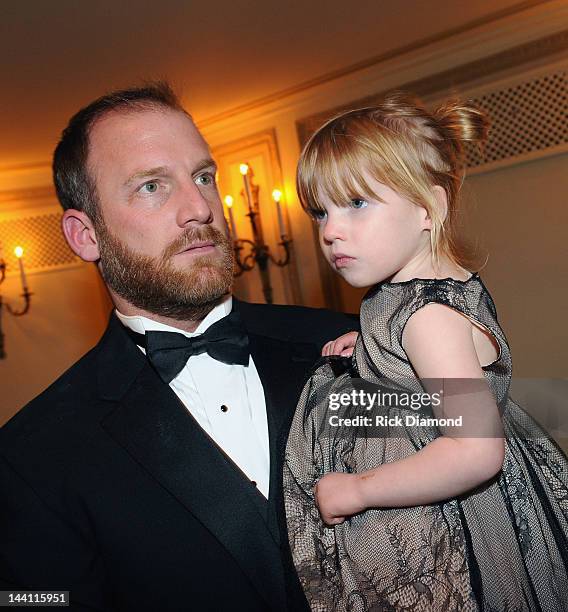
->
[[321, 331, 359, 357], [313, 472, 366, 526]]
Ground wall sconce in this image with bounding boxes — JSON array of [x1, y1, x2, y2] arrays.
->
[[0, 246, 33, 359], [225, 163, 292, 304]]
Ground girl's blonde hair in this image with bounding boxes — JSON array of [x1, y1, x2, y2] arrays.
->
[[297, 92, 489, 269]]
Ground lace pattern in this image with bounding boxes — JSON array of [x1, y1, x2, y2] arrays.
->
[[284, 276, 568, 611]]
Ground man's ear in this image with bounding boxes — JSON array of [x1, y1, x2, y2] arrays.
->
[[61, 209, 100, 262], [422, 186, 448, 230]]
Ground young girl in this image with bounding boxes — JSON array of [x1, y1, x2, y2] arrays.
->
[[283, 93, 568, 611]]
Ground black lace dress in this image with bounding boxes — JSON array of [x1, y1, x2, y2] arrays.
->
[[284, 275, 568, 611]]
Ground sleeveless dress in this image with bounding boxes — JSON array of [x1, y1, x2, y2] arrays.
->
[[284, 274, 568, 611]]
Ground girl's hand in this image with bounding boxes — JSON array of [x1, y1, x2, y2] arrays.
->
[[314, 472, 366, 526], [322, 331, 359, 357]]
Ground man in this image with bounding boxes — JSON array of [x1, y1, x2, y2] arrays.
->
[[0, 83, 357, 611]]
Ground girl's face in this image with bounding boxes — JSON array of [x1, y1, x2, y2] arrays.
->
[[313, 173, 432, 287]]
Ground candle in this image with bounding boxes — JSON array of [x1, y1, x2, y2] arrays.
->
[[272, 189, 286, 237], [224, 195, 238, 240], [240, 164, 253, 213], [14, 246, 28, 291]]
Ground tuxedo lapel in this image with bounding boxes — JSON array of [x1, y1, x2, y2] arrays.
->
[[96, 317, 286, 610], [247, 332, 319, 543]]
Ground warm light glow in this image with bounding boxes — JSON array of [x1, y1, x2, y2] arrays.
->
[[272, 189, 282, 203], [224, 195, 234, 208], [14, 246, 24, 258], [239, 164, 249, 176]]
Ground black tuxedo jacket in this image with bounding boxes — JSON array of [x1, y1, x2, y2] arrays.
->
[[0, 300, 357, 611]]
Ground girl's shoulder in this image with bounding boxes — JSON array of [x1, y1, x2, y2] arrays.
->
[[361, 273, 488, 323], [360, 273, 507, 362]]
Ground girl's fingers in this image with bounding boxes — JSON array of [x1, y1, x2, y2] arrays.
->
[[323, 515, 345, 526], [323, 332, 359, 356]]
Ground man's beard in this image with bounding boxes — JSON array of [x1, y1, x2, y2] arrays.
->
[[95, 221, 234, 321]]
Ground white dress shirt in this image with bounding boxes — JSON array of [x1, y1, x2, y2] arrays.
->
[[116, 296, 271, 498]]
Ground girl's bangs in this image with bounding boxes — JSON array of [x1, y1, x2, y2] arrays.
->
[[298, 132, 383, 214]]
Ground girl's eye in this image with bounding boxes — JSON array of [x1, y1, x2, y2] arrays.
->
[[308, 207, 327, 222], [350, 198, 368, 209], [195, 173, 215, 186]]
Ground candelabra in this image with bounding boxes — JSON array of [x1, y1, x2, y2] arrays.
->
[[0, 247, 32, 359], [224, 164, 292, 304]]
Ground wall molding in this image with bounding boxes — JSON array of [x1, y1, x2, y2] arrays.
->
[[296, 30, 568, 146], [201, 0, 568, 144], [0, 162, 54, 212], [198, 0, 554, 129], [0, 186, 55, 204]]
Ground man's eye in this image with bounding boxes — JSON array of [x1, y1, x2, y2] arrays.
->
[[350, 198, 368, 209], [308, 208, 327, 222], [140, 181, 159, 194], [195, 173, 215, 186]]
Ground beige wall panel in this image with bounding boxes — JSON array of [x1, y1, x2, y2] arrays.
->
[[462, 152, 568, 378], [1, 263, 112, 425]]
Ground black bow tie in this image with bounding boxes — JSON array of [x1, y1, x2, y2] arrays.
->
[[126, 309, 250, 384]]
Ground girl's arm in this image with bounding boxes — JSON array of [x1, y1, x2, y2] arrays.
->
[[315, 304, 505, 525]]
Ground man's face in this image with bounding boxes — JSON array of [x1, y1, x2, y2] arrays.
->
[[87, 107, 233, 320]]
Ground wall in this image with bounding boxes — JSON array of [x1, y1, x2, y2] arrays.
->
[[463, 153, 567, 378], [0, 263, 112, 423], [464, 154, 568, 451], [0, 162, 114, 422]]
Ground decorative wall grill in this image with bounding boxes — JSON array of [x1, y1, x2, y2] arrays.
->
[[298, 68, 567, 174], [464, 70, 567, 168], [0, 210, 79, 275]]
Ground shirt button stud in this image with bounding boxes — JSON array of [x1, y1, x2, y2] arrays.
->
[[251, 481, 257, 487], [220, 404, 229, 413]]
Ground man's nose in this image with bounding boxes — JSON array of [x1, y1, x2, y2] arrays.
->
[[175, 180, 213, 227]]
